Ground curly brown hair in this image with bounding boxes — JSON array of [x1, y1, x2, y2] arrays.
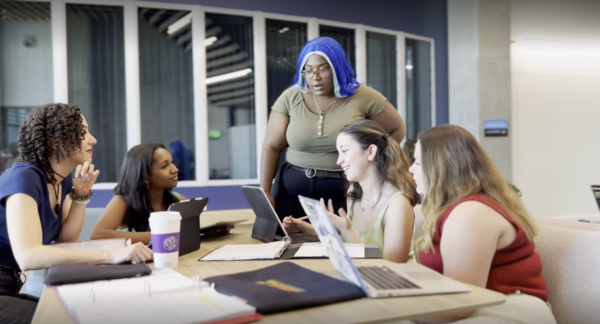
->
[[17, 103, 86, 184]]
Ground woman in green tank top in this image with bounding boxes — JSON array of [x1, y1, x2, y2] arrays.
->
[[91, 144, 185, 245], [284, 120, 419, 263]]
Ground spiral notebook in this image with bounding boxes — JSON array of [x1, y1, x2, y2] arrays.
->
[[200, 240, 291, 261], [54, 269, 261, 324]]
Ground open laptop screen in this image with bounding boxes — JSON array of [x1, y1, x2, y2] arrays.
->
[[298, 195, 368, 294], [592, 185, 600, 211]]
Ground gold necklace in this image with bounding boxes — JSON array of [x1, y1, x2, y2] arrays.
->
[[313, 93, 338, 136]]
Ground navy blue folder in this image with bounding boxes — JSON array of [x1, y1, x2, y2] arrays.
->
[[204, 262, 365, 314]]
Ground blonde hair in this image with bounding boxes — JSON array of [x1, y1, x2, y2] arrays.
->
[[339, 120, 419, 206], [415, 125, 538, 253]]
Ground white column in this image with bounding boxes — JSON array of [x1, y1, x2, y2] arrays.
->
[[355, 24, 367, 83], [51, 1, 68, 103], [396, 32, 406, 121], [124, 2, 141, 150], [307, 18, 319, 40], [253, 11, 268, 179], [192, 5, 209, 184]]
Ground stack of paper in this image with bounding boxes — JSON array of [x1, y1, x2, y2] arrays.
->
[[55, 269, 260, 324], [73, 289, 258, 324]]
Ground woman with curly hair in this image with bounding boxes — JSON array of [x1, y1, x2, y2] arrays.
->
[[0, 104, 153, 299]]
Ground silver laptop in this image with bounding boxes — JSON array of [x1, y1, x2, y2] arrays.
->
[[298, 195, 471, 298]]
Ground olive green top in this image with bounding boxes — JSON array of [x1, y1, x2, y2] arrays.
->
[[347, 191, 415, 263], [272, 85, 387, 171]]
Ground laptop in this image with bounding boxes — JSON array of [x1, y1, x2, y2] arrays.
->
[[592, 185, 600, 211], [166, 197, 209, 256], [241, 186, 319, 244], [298, 195, 471, 298]]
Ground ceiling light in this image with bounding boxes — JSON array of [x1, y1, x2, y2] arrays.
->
[[167, 13, 192, 35], [206, 68, 252, 85], [279, 27, 289, 34], [405, 64, 413, 70], [204, 36, 217, 46]]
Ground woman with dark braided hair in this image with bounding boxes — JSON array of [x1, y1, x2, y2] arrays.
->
[[0, 104, 153, 299]]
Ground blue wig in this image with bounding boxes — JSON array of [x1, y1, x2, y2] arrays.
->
[[293, 37, 361, 98]]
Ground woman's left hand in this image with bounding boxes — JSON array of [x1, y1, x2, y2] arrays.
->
[[72, 162, 100, 196]]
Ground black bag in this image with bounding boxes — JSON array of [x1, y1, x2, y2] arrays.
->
[[44, 263, 152, 286], [205, 262, 365, 314]]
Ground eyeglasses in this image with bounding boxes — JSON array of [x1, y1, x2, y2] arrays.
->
[[301, 69, 332, 79]]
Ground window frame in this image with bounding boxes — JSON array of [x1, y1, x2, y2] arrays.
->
[[21, 0, 435, 188], [363, 25, 403, 120], [402, 32, 436, 132]]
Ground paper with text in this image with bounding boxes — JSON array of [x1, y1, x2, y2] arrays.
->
[[56, 269, 194, 313], [73, 289, 256, 324]]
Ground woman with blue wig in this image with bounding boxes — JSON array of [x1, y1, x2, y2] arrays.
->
[[260, 37, 406, 220]]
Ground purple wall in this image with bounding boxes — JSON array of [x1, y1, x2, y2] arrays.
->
[[92, 0, 448, 211], [89, 185, 255, 210]]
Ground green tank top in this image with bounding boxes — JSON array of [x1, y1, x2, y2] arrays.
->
[[117, 191, 182, 232], [346, 191, 415, 263]]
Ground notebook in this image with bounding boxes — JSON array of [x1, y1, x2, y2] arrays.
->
[[205, 262, 365, 314], [199, 240, 379, 261], [55, 269, 261, 324]]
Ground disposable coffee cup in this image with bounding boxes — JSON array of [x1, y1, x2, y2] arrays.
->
[[149, 211, 182, 270]]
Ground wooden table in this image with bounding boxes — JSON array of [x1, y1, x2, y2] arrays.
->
[[32, 210, 506, 324]]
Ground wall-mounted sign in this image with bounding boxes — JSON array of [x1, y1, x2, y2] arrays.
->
[[208, 130, 222, 139], [483, 120, 509, 137]]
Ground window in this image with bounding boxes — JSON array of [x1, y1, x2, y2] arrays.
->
[[0, 1, 53, 175], [405, 38, 432, 140], [205, 13, 256, 180], [319, 25, 355, 73], [367, 31, 397, 108], [266, 19, 307, 112], [139, 8, 195, 180], [2, 3, 435, 186], [67, 4, 126, 183]]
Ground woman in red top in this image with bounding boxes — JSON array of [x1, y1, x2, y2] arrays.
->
[[407, 125, 556, 324]]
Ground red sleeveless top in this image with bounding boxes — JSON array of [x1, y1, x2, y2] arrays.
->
[[419, 194, 548, 301]]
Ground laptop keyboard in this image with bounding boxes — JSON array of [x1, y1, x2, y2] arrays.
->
[[357, 266, 421, 290]]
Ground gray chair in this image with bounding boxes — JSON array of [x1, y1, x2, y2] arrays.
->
[[534, 218, 600, 324], [78, 207, 105, 241]]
